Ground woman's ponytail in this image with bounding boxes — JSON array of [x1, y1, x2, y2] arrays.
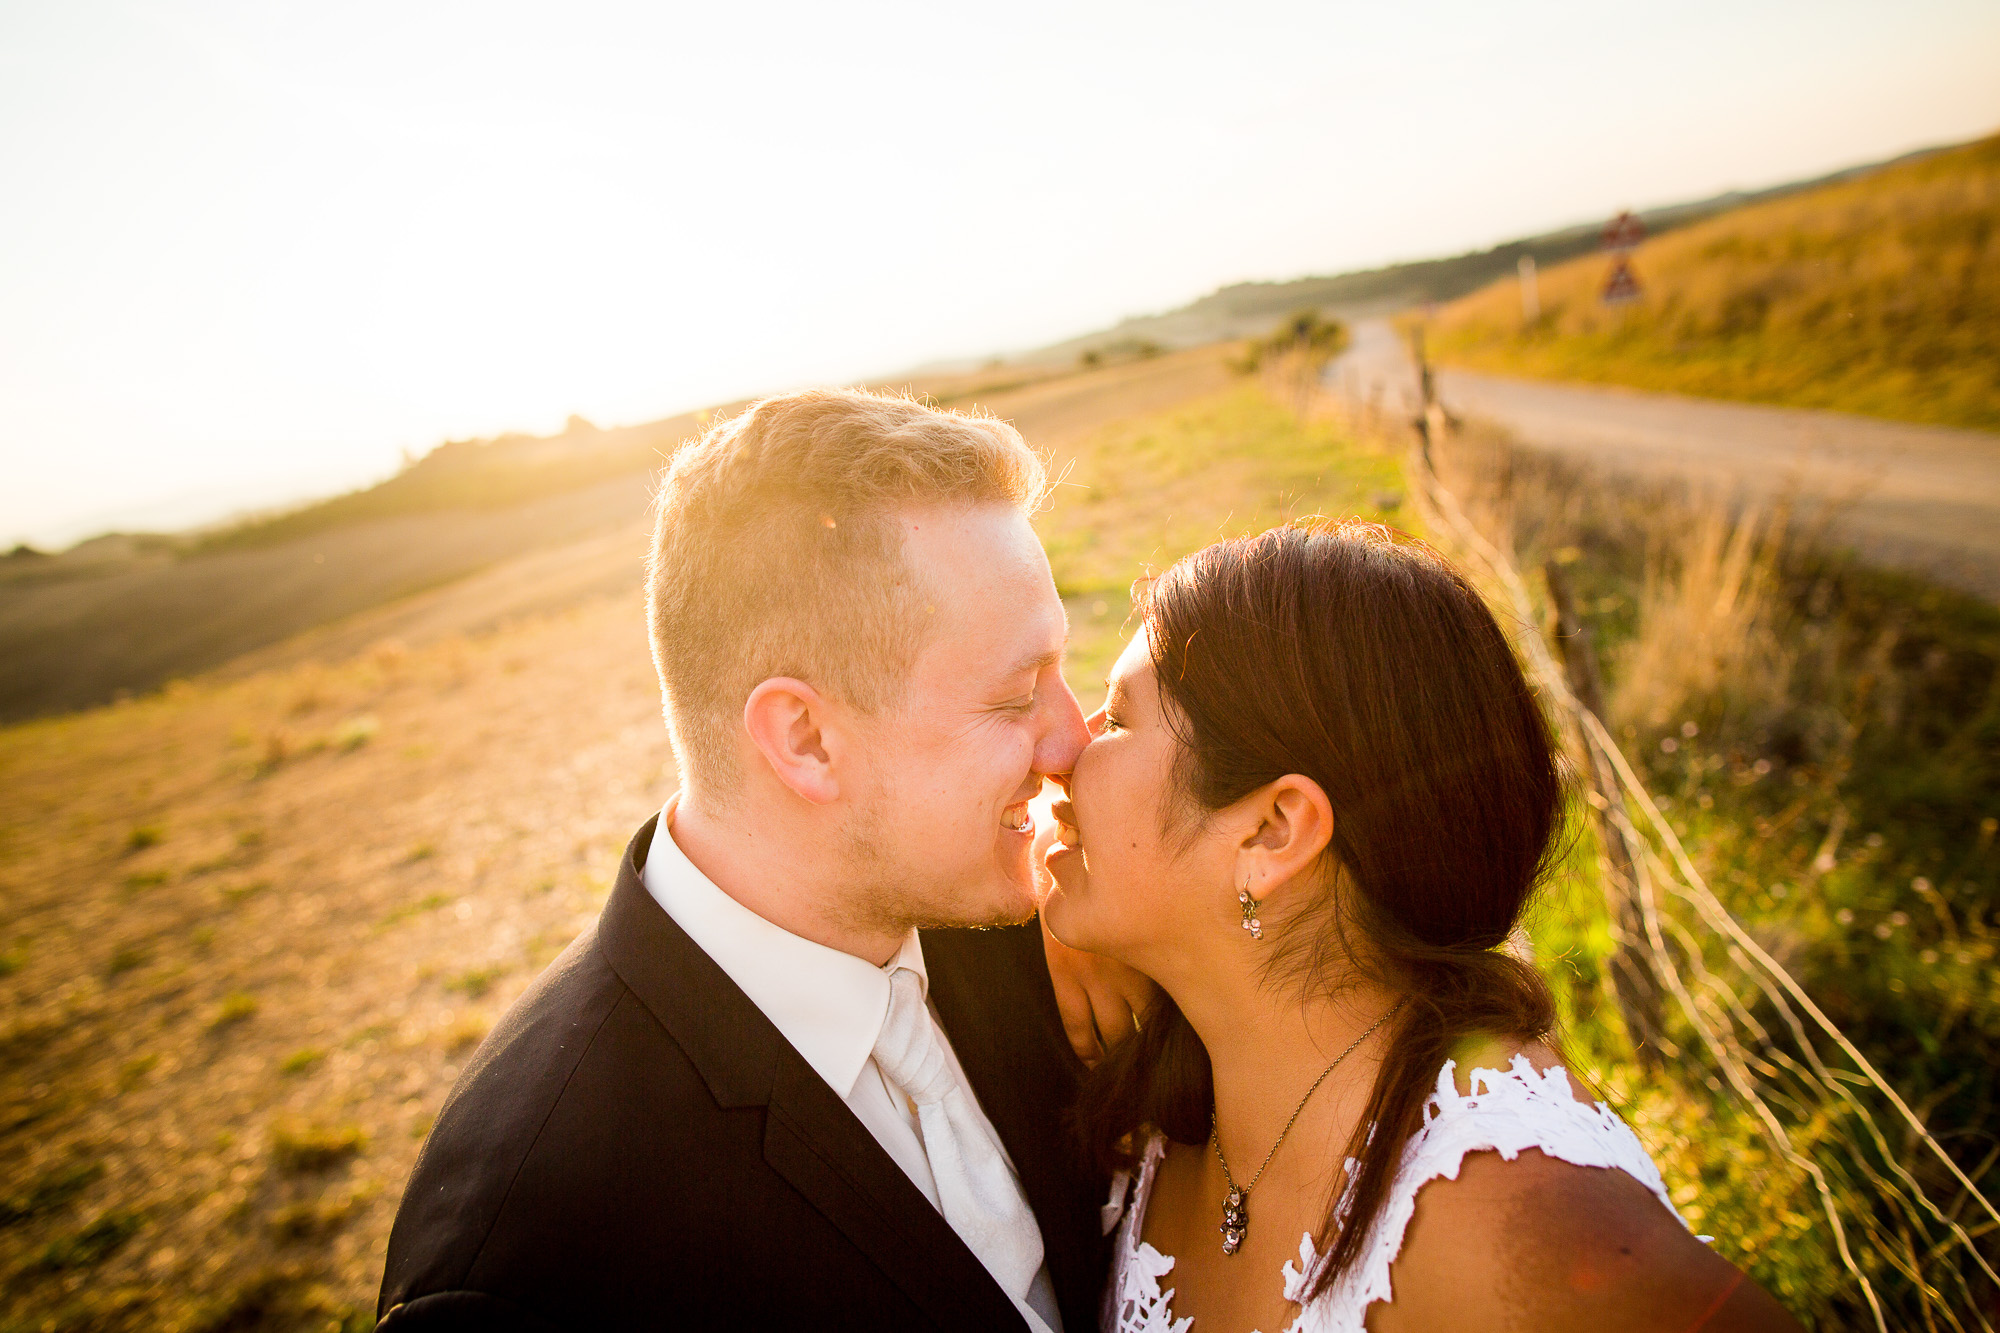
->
[[1315, 931, 1556, 1291]]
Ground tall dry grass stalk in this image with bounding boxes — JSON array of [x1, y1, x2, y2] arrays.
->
[[1401, 411, 2000, 1328], [1401, 410, 1813, 749], [1613, 505, 1792, 734]]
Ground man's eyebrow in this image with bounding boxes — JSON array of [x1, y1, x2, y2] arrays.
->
[[1008, 647, 1062, 678]]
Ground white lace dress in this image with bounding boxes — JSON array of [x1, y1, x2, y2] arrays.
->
[[1101, 1056, 1696, 1333]]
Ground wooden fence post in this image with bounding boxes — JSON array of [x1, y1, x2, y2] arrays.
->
[[1409, 326, 1439, 472], [1544, 558, 1665, 1067]]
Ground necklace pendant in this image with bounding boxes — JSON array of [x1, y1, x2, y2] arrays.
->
[[1219, 1188, 1248, 1255]]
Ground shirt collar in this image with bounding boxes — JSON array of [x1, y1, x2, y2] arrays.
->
[[639, 796, 928, 1099]]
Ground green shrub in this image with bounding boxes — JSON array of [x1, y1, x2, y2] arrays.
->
[[379, 892, 452, 927], [445, 966, 503, 1000], [279, 1047, 326, 1076], [268, 1120, 366, 1173], [442, 1013, 491, 1054], [106, 946, 148, 976], [0, 1160, 104, 1228], [34, 1209, 142, 1269], [221, 879, 270, 905], [210, 991, 258, 1029], [331, 714, 379, 751]]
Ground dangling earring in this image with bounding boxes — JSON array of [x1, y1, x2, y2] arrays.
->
[[1237, 872, 1263, 940]]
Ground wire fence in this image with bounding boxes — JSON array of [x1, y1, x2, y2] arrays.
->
[[1402, 414, 2000, 1330]]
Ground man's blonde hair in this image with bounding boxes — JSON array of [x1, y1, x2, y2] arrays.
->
[[647, 388, 1047, 794]]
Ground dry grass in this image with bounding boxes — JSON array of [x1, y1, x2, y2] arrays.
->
[[1424, 413, 2000, 1325], [0, 472, 663, 724], [1037, 376, 1405, 703], [0, 348, 1236, 728], [19, 351, 1966, 1324], [1609, 506, 1793, 736], [1428, 132, 2000, 430], [0, 596, 672, 1330], [0, 348, 1251, 1332]]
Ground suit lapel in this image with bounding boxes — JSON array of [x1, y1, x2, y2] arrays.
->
[[760, 1059, 1026, 1331], [924, 925, 1107, 1332], [597, 819, 1026, 1333]]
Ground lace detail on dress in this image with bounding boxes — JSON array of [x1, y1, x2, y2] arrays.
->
[[1102, 1055, 1693, 1333], [1105, 1136, 1191, 1333]]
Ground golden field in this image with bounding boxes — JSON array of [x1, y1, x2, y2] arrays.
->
[[3, 337, 1995, 1329], [4, 348, 1404, 1331], [1427, 132, 2000, 431]]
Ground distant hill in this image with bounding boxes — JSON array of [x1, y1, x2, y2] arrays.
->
[[1427, 132, 2000, 431], [0, 353, 1202, 723], [190, 411, 709, 555], [1018, 142, 1956, 367], [183, 363, 1076, 557], [9, 135, 1984, 720]]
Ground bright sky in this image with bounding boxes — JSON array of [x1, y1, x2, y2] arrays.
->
[[3, 0, 1996, 548]]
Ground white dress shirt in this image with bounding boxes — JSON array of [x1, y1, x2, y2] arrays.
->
[[640, 799, 1063, 1333]]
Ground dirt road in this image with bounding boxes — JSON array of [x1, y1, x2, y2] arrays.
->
[[1327, 320, 2000, 600]]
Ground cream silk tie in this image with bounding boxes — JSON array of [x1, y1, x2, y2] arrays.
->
[[872, 967, 1052, 1332]]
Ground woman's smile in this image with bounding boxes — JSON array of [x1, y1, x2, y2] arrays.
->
[[1048, 797, 1083, 853]]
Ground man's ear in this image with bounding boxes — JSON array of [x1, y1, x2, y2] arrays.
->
[[743, 678, 841, 805], [1234, 775, 1335, 903]]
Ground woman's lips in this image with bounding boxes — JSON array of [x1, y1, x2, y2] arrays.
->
[[1049, 797, 1082, 851]]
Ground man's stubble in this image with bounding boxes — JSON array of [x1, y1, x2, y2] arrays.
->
[[834, 790, 1032, 939]]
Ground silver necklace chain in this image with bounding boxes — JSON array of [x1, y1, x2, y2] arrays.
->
[[1210, 999, 1405, 1256]]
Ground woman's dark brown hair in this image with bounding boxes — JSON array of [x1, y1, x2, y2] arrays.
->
[[1077, 520, 1563, 1299]]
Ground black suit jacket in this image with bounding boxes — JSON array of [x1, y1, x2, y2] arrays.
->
[[378, 816, 1108, 1331]]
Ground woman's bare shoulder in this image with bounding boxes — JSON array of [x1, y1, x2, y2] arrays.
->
[[1367, 1042, 1804, 1333]]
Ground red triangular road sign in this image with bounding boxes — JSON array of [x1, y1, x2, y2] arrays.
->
[[1602, 257, 1642, 305]]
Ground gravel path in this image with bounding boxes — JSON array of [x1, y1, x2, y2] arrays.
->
[[1328, 320, 2000, 600]]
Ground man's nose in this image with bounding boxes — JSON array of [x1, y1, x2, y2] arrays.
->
[[1033, 678, 1091, 777]]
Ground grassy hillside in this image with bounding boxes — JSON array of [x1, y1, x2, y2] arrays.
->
[[0, 372, 1398, 1332], [0, 474, 661, 724], [1022, 144, 1948, 366], [1429, 419, 2000, 1325], [188, 415, 701, 556], [0, 601, 669, 1332], [5, 363, 1993, 1325], [1427, 133, 2000, 431], [190, 366, 1083, 558], [0, 356, 1191, 725]]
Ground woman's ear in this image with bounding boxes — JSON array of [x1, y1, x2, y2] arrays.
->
[[742, 678, 841, 805], [1234, 775, 1335, 903]]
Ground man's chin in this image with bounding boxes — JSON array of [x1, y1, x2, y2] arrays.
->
[[987, 845, 1041, 921], [966, 871, 1041, 929], [981, 879, 1041, 928], [899, 871, 1038, 932]]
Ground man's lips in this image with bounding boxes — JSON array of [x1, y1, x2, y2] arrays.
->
[[1002, 801, 1033, 834]]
